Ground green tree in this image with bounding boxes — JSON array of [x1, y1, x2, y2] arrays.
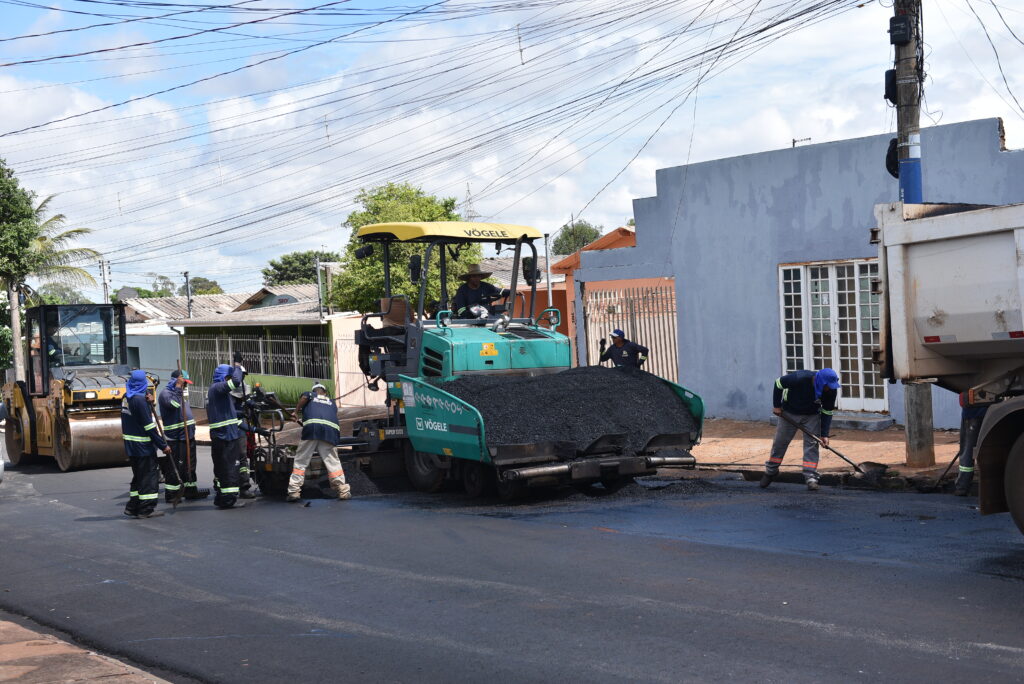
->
[[0, 159, 40, 375], [626, 217, 635, 227], [331, 182, 481, 314], [179, 276, 222, 295], [28, 195, 100, 292], [262, 250, 341, 286], [34, 283, 91, 305], [148, 274, 175, 297], [552, 219, 602, 255]]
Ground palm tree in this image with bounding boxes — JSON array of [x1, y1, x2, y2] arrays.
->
[[28, 195, 100, 291]]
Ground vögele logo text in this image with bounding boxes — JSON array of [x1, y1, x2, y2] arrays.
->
[[415, 417, 449, 432]]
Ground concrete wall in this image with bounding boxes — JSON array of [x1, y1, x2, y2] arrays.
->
[[126, 333, 181, 384], [573, 119, 1024, 429]]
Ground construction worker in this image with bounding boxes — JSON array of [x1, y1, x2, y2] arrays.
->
[[288, 382, 352, 503], [122, 369, 171, 519], [453, 264, 509, 318], [207, 363, 247, 509], [954, 394, 989, 496], [760, 367, 841, 491], [599, 329, 648, 368], [157, 370, 208, 501], [228, 351, 257, 499]]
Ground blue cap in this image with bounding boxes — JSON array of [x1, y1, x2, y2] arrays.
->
[[610, 329, 625, 338]]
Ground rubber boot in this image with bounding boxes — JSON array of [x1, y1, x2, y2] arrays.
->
[[954, 472, 973, 497], [759, 473, 776, 488]]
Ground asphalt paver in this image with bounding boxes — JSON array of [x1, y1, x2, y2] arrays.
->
[[1, 449, 1022, 683]]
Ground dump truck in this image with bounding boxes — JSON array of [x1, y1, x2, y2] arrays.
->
[[873, 201, 1024, 535], [2, 303, 140, 471], [345, 221, 704, 497]]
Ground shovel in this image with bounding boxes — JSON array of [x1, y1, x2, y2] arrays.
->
[[777, 412, 888, 486]]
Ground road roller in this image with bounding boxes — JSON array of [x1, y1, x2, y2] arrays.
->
[[2, 303, 144, 471]]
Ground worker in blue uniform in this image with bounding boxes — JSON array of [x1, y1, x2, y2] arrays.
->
[[288, 382, 352, 503], [599, 329, 649, 368], [122, 369, 171, 518], [761, 368, 841, 491], [452, 264, 509, 318], [157, 369, 208, 501], [207, 363, 247, 509]]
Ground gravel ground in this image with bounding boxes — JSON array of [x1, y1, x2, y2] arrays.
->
[[440, 366, 698, 452]]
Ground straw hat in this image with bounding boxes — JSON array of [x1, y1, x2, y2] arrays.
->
[[459, 263, 492, 280]]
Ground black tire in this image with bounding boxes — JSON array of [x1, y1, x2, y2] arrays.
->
[[4, 410, 37, 467], [404, 448, 445, 493], [1005, 433, 1024, 536], [574, 477, 634, 497], [495, 475, 526, 502], [461, 460, 495, 498]]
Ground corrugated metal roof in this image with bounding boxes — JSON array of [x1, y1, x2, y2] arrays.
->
[[234, 284, 321, 311], [174, 300, 333, 327], [479, 256, 566, 289], [123, 293, 249, 323]]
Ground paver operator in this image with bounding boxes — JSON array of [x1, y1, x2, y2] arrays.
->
[[207, 362, 256, 509], [121, 369, 172, 519], [760, 368, 840, 491], [157, 369, 208, 502], [453, 264, 509, 318], [289, 382, 352, 503], [599, 329, 649, 368]]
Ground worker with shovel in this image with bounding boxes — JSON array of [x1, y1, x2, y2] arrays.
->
[[157, 370, 208, 501], [122, 369, 172, 519], [760, 368, 841, 491]]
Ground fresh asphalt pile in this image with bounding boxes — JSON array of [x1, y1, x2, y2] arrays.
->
[[439, 366, 697, 453]]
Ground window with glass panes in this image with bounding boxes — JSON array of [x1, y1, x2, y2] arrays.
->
[[778, 260, 886, 412]]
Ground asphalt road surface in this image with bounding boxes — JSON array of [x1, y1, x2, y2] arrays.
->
[[1, 449, 1023, 683]]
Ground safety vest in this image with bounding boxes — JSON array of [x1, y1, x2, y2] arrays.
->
[[300, 391, 341, 444]]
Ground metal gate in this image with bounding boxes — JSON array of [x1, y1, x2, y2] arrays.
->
[[183, 333, 330, 408], [583, 284, 678, 381]]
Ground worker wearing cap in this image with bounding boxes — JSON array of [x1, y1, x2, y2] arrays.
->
[[599, 329, 649, 368], [761, 368, 841, 491], [452, 264, 509, 318], [122, 369, 171, 519], [157, 370, 208, 501], [288, 382, 351, 503]]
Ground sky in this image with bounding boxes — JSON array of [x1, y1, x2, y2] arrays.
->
[[0, 0, 1022, 303]]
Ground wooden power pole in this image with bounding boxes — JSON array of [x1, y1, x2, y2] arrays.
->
[[891, 0, 933, 467]]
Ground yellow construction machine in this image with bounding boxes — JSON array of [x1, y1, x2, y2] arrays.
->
[[2, 303, 140, 471]]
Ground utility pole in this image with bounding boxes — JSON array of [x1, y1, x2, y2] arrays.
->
[[182, 271, 192, 318], [891, 0, 932, 466], [99, 259, 111, 304], [315, 255, 323, 320], [543, 233, 553, 308], [892, 0, 923, 203]]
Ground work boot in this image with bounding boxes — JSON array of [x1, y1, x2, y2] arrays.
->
[[286, 492, 301, 503], [954, 473, 973, 497], [334, 483, 352, 500], [806, 479, 820, 491], [122, 510, 139, 519], [759, 473, 776, 489], [138, 510, 164, 519], [239, 489, 257, 500], [367, 379, 380, 392], [184, 487, 210, 500]]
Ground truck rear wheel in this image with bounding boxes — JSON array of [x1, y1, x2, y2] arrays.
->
[[404, 447, 445, 493], [1005, 434, 1024, 536], [461, 460, 495, 498]]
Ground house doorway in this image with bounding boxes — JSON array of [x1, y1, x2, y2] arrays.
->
[[778, 260, 886, 412]]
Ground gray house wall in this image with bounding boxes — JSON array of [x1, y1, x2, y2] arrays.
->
[[574, 118, 1024, 429]]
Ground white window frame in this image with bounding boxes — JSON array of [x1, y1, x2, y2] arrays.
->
[[777, 259, 887, 413]]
